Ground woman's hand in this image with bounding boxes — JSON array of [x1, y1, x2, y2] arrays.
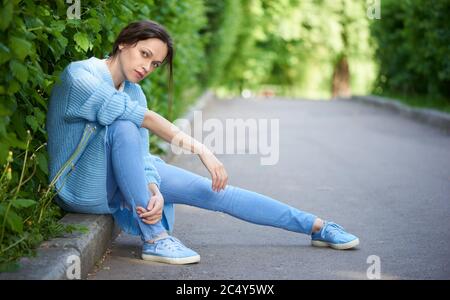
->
[[136, 183, 164, 224], [199, 149, 228, 192]]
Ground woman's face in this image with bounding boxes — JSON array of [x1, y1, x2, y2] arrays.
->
[[117, 38, 168, 83]]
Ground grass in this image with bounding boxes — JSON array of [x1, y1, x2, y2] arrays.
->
[[0, 132, 87, 273], [373, 92, 450, 114]]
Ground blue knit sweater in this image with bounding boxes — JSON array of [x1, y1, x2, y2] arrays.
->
[[46, 56, 173, 232]]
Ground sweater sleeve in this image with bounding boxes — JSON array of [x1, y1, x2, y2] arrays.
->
[[64, 64, 147, 127]]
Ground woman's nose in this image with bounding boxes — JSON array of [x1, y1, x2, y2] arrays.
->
[[143, 61, 154, 73]]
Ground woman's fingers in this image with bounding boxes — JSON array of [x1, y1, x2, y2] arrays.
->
[[220, 167, 228, 190], [142, 214, 162, 224], [213, 165, 228, 191], [137, 207, 162, 223], [201, 151, 228, 192], [217, 168, 225, 192], [149, 197, 163, 213], [140, 209, 160, 218], [211, 169, 218, 192], [137, 206, 156, 218], [136, 206, 147, 215], [136, 206, 162, 224], [146, 196, 156, 211], [141, 200, 163, 217]]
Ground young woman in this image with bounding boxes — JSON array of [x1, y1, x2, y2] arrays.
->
[[46, 20, 359, 265]]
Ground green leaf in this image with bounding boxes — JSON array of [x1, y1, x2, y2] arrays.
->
[[0, 142, 9, 165], [38, 6, 51, 17], [4, 132, 27, 149], [36, 152, 48, 175], [11, 198, 37, 209], [0, 98, 15, 117], [26, 115, 38, 131], [87, 18, 101, 33], [0, 43, 12, 65], [0, 143, 7, 166], [64, 224, 89, 234], [57, 34, 68, 49], [0, 261, 20, 273], [74, 32, 89, 52], [7, 80, 20, 95], [7, 210, 23, 233], [33, 107, 46, 124], [9, 36, 32, 61], [9, 60, 28, 83], [0, 1, 14, 31], [0, 203, 7, 215], [50, 21, 65, 32]]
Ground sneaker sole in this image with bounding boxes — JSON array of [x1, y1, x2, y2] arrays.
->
[[141, 253, 201, 265], [311, 238, 359, 250]]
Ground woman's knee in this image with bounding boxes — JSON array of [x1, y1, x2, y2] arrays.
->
[[108, 120, 140, 143]]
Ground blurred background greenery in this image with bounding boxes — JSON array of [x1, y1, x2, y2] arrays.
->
[[0, 0, 449, 270]]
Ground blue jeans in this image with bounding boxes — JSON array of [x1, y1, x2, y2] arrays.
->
[[106, 120, 317, 242]]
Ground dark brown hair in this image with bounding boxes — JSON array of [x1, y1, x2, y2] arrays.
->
[[110, 20, 174, 116]]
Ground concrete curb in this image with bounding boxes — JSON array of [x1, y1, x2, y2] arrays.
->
[[0, 214, 119, 280], [350, 95, 450, 134], [0, 90, 217, 280]]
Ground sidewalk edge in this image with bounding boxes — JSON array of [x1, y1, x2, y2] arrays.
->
[[350, 95, 450, 134]]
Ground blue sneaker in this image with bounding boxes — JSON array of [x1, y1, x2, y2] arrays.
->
[[311, 221, 359, 250], [141, 236, 200, 264]]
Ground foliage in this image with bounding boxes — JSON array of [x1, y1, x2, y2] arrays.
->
[[206, 0, 375, 98], [0, 132, 67, 272], [370, 0, 450, 102]]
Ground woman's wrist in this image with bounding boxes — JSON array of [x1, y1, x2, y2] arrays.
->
[[196, 143, 212, 156], [148, 182, 160, 195]]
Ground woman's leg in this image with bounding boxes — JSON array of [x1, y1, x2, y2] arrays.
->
[[155, 160, 318, 235], [106, 121, 201, 264], [106, 120, 167, 241]]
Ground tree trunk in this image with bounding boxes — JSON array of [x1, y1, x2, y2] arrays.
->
[[332, 55, 351, 98]]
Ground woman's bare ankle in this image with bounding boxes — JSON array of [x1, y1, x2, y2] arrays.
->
[[312, 218, 324, 234], [146, 231, 169, 243]]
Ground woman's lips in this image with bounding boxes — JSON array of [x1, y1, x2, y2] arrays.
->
[[135, 70, 144, 79]]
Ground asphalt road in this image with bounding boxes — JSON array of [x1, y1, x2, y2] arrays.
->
[[89, 97, 450, 280]]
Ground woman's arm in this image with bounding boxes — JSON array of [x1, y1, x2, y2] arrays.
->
[[65, 64, 147, 127], [142, 110, 203, 153], [142, 110, 228, 192]]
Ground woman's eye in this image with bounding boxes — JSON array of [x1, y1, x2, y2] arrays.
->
[[152, 63, 160, 68], [142, 51, 148, 57]]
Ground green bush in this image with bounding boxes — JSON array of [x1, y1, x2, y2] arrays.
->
[[206, 0, 375, 98], [0, 132, 67, 272], [201, 0, 243, 88], [370, 0, 450, 101]]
